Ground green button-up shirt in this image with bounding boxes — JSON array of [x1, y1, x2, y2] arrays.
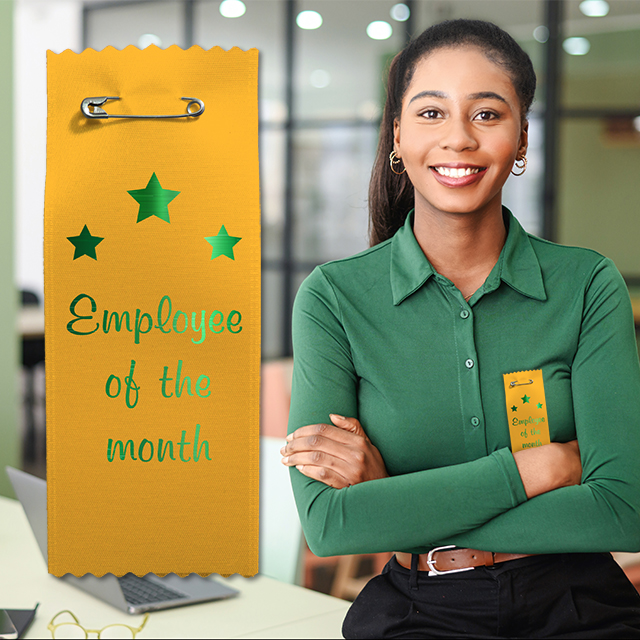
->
[[288, 208, 640, 556]]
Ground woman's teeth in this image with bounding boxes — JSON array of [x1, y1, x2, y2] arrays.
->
[[433, 166, 482, 177]]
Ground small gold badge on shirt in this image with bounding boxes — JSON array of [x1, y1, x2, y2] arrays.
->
[[503, 369, 551, 452]]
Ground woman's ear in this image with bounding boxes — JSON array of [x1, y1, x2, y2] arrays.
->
[[518, 120, 529, 158], [393, 118, 401, 154]]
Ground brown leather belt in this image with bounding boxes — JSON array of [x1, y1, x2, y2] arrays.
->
[[395, 545, 534, 575]]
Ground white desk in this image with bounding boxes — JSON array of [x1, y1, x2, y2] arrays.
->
[[0, 496, 350, 639]]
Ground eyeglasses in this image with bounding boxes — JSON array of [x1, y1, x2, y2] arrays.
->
[[48, 610, 149, 639]]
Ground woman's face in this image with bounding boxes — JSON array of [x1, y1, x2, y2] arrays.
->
[[393, 46, 527, 218]]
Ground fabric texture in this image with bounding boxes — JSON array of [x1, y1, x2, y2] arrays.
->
[[287, 207, 640, 557], [45, 46, 260, 577], [342, 554, 640, 639]]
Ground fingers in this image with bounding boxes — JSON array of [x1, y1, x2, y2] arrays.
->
[[282, 430, 366, 464], [286, 419, 364, 446], [328, 414, 365, 436], [282, 416, 382, 489], [282, 446, 366, 481], [295, 464, 351, 489]]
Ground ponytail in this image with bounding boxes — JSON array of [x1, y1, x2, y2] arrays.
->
[[368, 52, 415, 247]]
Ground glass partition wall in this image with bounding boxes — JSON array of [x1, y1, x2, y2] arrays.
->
[[84, 0, 640, 358], [558, 1, 640, 289]]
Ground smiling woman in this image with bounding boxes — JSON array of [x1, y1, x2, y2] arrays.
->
[[391, 45, 527, 301], [283, 19, 640, 639], [395, 49, 525, 219]]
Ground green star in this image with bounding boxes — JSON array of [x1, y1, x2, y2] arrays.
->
[[205, 225, 241, 260], [521, 394, 530, 404], [67, 225, 104, 260], [511, 405, 518, 412], [537, 402, 543, 409], [128, 173, 180, 223]]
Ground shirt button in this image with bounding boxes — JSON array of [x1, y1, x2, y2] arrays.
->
[[460, 310, 470, 319], [471, 416, 480, 427], [465, 359, 474, 369]]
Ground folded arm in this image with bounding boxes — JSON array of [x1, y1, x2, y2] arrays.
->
[[288, 260, 640, 556], [446, 260, 640, 553], [288, 267, 530, 556]]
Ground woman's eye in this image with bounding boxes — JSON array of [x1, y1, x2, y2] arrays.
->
[[475, 111, 498, 121], [421, 109, 440, 119]]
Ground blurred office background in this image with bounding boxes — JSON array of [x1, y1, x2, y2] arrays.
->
[[2, 0, 640, 594]]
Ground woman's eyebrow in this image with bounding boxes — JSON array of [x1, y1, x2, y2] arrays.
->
[[408, 90, 507, 105], [467, 91, 507, 103], [408, 90, 447, 104]]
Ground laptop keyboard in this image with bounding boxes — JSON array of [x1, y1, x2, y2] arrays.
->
[[118, 573, 189, 605]]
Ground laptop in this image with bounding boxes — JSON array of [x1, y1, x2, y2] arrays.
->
[[6, 467, 239, 614]]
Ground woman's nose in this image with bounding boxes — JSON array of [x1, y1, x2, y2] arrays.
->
[[438, 117, 478, 153]]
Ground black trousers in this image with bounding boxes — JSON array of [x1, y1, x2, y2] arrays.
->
[[342, 553, 640, 639]]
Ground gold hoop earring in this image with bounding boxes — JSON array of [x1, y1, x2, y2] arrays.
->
[[511, 156, 527, 176], [389, 150, 406, 175]]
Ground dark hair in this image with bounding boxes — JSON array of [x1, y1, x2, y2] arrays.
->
[[368, 19, 537, 246]]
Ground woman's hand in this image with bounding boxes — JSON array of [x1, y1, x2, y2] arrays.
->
[[513, 440, 582, 499], [281, 414, 389, 489]]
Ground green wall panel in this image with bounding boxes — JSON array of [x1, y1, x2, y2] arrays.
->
[[0, 0, 19, 498], [558, 119, 640, 276]]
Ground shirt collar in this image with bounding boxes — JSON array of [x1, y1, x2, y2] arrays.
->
[[390, 207, 547, 306]]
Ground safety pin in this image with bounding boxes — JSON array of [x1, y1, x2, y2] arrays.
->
[[81, 96, 205, 119], [509, 379, 533, 387]]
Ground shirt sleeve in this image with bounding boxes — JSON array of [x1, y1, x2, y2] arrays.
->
[[446, 258, 640, 554], [288, 266, 528, 557]]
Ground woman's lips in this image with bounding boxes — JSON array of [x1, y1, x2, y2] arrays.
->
[[430, 165, 487, 188]]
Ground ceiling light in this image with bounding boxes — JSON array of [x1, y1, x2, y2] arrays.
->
[[367, 21, 393, 40], [533, 26, 549, 43], [563, 36, 590, 55], [297, 10, 322, 30], [310, 70, 331, 88], [390, 4, 410, 22], [579, 0, 610, 17], [219, 0, 246, 18], [138, 34, 162, 48]]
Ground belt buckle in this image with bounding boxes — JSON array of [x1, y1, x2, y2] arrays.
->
[[427, 545, 476, 576]]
